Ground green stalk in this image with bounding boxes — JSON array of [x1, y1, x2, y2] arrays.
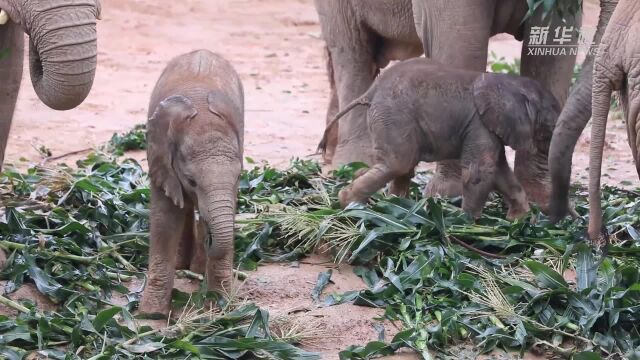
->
[[0, 294, 31, 313], [0, 294, 73, 335], [101, 232, 149, 240], [99, 241, 137, 271], [106, 272, 134, 281], [0, 240, 97, 263], [79, 282, 98, 292]]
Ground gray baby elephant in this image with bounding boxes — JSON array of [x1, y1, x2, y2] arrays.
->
[[140, 50, 244, 316], [319, 58, 560, 219]]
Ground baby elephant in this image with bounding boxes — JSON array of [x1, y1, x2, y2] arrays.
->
[[140, 50, 244, 316], [319, 58, 560, 219]]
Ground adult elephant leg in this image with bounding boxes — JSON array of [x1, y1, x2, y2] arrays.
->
[[322, 46, 340, 165], [625, 88, 640, 179], [414, 0, 495, 197], [328, 43, 378, 168], [413, 0, 495, 71], [547, 0, 617, 223], [0, 20, 23, 173], [521, 10, 580, 107], [0, 20, 23, 269], [517, 9, 580, 211]]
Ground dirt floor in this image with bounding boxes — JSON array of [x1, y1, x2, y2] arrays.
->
[[2, 0, 638, 359]]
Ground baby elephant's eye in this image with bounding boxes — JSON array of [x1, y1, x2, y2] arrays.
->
[[186, 177, 197, 187]]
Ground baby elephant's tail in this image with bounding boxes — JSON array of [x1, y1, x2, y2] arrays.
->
[[317, 96, 371, 155]]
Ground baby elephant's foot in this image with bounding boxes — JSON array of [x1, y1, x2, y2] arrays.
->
[[339, 187, 369, 208], [339, 187, 355, 208], [461, 204, 483, 221], [504, 188, 530, 220], [424, 177, 463, 198], [506, 202, 530, 220]]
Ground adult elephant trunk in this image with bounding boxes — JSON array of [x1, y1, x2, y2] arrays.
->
[[548, 0, 617, 223], [587, 76, 613, 241], [198, 178, 238, 292], [25, 0, 100, 110]]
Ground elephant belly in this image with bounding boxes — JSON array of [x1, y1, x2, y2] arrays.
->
[[376, 40, 424, 69], [363, 0, 421, 43], [416, 123, 464, 163]]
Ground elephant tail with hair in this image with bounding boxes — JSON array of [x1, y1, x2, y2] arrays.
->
[[317, 95, 372, 156]]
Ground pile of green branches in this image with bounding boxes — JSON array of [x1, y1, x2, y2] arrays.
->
[[0, 154, 317, 359], [1, 141, 640, 359], [237, 161, 640, 359]]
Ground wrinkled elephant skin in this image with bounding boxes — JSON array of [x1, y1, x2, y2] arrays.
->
[[314, 0, 423, 167], [588, 0, 640, 242], [410, 0, 580, 203], [0, 0, 101, 269], [319, 58, 561, 219], [139, 50, 244, 317], [548, 0, 618, 222]]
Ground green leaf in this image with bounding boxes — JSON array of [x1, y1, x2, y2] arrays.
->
[[573, 352, 603, 360], [93, 306, 121, 332], [426, 198, 446, 236], [576, 243, 596, 291], [246, 308, 271, 339], [197, 336, 320, 359], [169, 340, 200, 355], [0, 325, 32, 344], [23, 254, 64, 302], [524, 260, 569, 289]]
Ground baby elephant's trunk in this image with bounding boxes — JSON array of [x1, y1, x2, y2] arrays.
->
[[200, 181, 237, 292]]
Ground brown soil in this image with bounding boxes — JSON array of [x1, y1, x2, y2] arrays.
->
[[1, 0, 635, 359]]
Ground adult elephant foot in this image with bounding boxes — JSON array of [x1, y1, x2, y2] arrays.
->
[[423, 161, 463, 198]]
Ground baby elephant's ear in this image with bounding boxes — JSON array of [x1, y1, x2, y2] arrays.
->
[[473, 73, 538, 150], [147, 95, 198, 208]]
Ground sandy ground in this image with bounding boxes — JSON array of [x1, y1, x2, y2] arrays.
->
[[2, 0, 638, 359]]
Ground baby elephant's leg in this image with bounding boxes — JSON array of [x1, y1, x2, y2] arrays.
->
[[189, 215, 207, 275], [340, 108, 419, 207], [460, 136, 501, 219], [140, 186, 190, 316], [494, 150, 530, 220], [424, 161, 463, 198], [340, 163, 398, 207], [175, 205, 195, 270], [389, 170, 415, 197]]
